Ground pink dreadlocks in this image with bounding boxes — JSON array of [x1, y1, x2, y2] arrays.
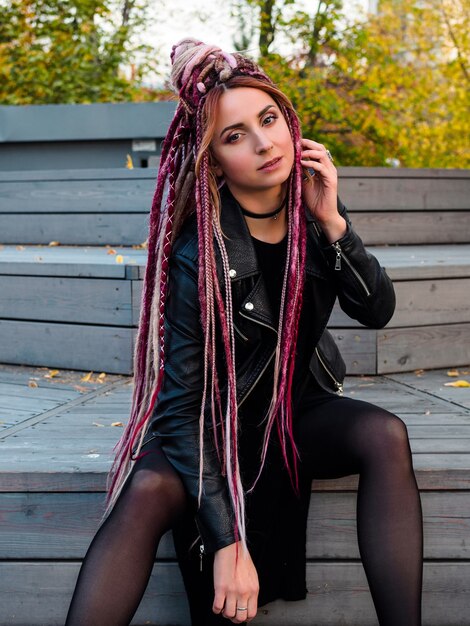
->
[[104, 38, 307, 553]]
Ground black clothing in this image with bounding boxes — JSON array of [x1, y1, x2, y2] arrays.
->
[[142, 182, 396, 552]]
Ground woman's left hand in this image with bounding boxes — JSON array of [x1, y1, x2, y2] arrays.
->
[[300, 137, 346, 243]]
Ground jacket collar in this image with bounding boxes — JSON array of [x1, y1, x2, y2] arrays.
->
[[218, 182, 319, 281]]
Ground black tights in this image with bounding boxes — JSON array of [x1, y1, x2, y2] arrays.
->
[[65, 391, 423, 626]]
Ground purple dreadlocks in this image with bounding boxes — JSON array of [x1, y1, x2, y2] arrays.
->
[[105, 38, 307, 553]]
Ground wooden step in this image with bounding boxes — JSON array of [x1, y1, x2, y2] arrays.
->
[[1, 244, 469, 374], [1, 168, 468, 245], [0, 365, 469, 625]]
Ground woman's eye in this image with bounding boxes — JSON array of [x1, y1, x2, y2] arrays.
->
[[227, 132, 241, 143], [263, 114, 277, 125]]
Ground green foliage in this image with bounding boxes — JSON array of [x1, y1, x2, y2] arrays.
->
[[0, 0, 158, 104], [237, 0, 469, 167]]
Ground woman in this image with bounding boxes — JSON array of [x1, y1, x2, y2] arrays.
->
[[65, 38, 423, 626]]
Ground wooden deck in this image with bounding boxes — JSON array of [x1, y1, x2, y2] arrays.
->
[[1, 363, 469, 625]]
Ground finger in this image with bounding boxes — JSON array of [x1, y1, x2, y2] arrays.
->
[[300, 137, 326, 150], [245, 596, 258, 622], [301, 148, 332, 161], [222, 592, 237, 620], [212, 589, 225, 615]]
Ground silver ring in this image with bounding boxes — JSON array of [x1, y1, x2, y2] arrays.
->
[[326, 149, 334, 162], [236, 607, 248, 611]]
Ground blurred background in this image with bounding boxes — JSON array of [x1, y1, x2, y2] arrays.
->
[[0, 0, 468, 168]]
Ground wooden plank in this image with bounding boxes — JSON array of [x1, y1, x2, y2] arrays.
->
[[0, 276, 134, 325], [0, 168, 158, 182], [377, 323, 470, 373], [132, 280, 143, 326], [1, 491, 468, 560], [386, 371, 470, 411], [352, 211, 470, 244], [0, 213, 148, 245], [339, 174, 470, 210], [0, 561, 468, 625], [329, 278, 470, 328], [0, 179, 155, 213], [372, 244, 470, 280], [0, 245, 146, 278], [328, 329, 377, 374], [0, 320, 135, 374], [0, 561, 190, 626]]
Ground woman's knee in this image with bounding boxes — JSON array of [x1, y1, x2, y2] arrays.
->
[[127, 457, 187, 517], [361, 410, 412, 465]]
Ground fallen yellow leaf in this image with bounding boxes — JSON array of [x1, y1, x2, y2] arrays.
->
[[48, 241, 60, 246], [111, 421, 124, 427], [444, 380, 470, 388], [97, 372, 107, 383], [44, 369, 60, 378], [81, 371, 94, 382], [126, 154, 134, 169], [28, 380, 38, 388], [107, 249, 117, 255], [115, 255, 124, 264], [447, 369, 460, 377], [93, 422, 105, 427], [414, 369, 424, 376]]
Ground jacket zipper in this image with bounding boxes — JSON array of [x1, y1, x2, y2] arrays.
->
[[237, 310, 277, 409], [332, 242, 371, 297], [315, 347, 344, 396], [200, 542, 205, 572]]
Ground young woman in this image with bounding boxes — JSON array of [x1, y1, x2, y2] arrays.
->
[[65, 38, 423, 626]]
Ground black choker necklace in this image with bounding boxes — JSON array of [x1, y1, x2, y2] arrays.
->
[[238, 195, 287, 220]]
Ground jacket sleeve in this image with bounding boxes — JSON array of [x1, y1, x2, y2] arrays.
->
[[150, 248, 237, 553], [320, 196, 396, 328]]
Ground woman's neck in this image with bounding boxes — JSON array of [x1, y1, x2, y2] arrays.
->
[[227, 183, 288, 244]]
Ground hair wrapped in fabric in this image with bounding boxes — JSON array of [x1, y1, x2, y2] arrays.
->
[[104, 38, 307, 555]]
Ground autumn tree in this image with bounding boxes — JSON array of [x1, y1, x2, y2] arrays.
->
[[0, 0, 158, 104], [232, 0, 469, 167]]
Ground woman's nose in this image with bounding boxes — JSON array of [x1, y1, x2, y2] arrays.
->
[[254, 132, 273, 153]]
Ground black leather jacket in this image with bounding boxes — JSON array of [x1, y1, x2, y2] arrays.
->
[[144, 184, 395, 552]]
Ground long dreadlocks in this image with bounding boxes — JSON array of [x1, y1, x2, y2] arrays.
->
[[104, 38, 308, 553]]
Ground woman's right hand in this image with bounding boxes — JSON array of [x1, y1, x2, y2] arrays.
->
[[212, 542, 259, 623]]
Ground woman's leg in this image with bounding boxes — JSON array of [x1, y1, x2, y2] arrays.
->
[[65, 437, 188, 626], [295, 392, 423, 626]]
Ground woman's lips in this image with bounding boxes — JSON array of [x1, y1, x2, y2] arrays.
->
[[258, 156, 282, 171]]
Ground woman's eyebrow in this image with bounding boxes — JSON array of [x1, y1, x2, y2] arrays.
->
[[219, 104, 276, 138]]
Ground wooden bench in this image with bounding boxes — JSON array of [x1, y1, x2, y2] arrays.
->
[[1, 363, 469, 625], [1, 167, 469, 374]]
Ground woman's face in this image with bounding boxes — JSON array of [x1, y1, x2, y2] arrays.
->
[[210, 87, 295, 198]]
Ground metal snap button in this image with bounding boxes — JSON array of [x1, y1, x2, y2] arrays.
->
[[229, 269, 237, 278], [244, 302, 254, 311]]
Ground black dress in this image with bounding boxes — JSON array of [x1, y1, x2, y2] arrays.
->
[[172, 232, 320, 623]]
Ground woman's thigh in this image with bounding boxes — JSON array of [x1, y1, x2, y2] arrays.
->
[[294, 390, 410, 480]]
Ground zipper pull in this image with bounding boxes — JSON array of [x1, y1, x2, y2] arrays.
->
[[332, 242, 342, 271], [336, 382, 344, 396], [199, 543, 204, 572]]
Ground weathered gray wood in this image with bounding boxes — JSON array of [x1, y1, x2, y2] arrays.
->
[[377, 323, 470, 373], [327, 329, 377, 374], [0, 276, 135, 325], [339, 172, 470, 210], [1, 491, 468, 560], [372, 244, 470, 280], [0, 245, 146, 278], [0, 561, 190, 626], [351, 211, 470, 244], [0, 320, 135, 374], [0, 213, 149, 245], [0, 561, 468, 625], [330, 278, 470, 328], [0, 179, 155, 213], [0, 168, 158, 182], [387, 369, 470, 410]]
